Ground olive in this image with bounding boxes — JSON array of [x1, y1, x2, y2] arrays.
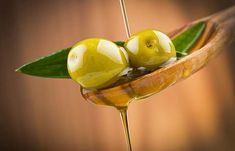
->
[[67, 38, 129, 89], [124, 29, 176, 70]]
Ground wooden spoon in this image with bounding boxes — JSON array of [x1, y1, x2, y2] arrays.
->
[[81, 6, 235, 109]]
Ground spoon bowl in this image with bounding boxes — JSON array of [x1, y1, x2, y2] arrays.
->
[[81, 6, 235, 109]]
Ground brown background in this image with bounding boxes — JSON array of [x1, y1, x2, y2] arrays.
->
[[1, 0, 235, 151]]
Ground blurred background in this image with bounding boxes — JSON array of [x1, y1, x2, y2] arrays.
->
[[1, 0, 235, 151]]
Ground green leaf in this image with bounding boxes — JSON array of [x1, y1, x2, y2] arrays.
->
[[115, 41, 125, 47], [16, 47, 72, 78], [16, 41, 125, 78], [172, 22, 206, 55]]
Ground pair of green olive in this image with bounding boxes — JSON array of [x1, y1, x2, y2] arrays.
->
[[67, 29, 176, 90]]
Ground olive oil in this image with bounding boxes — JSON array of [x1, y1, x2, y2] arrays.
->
[[120, 108, 132, 151], [82, 87, 133, 151], [118, 1, 133, 150], [119, 0, 131, 38]]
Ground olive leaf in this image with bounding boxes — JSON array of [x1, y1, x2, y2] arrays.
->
[[16, 22, 206, 79], [173, 22, 206, 57], [16, 47, 71, 78]]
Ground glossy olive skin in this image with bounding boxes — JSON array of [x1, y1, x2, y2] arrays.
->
[[124, 29, 176, 70], [67, 38, 128, 89]]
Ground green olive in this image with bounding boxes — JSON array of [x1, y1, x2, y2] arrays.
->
[[67, 38, 128, 89], [124, 29, 176, 70]]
